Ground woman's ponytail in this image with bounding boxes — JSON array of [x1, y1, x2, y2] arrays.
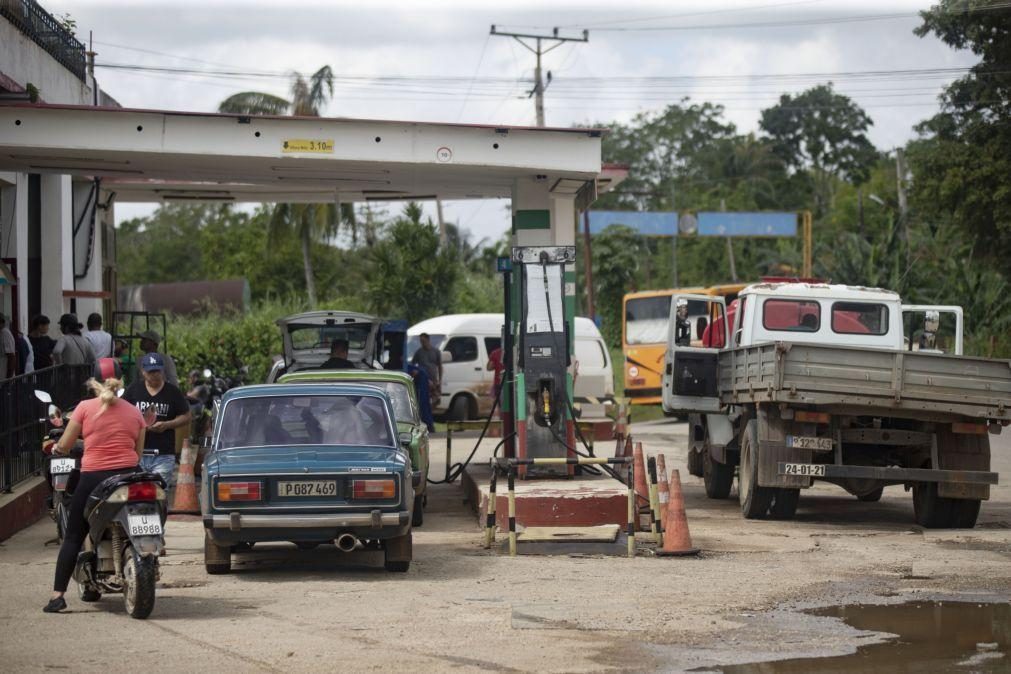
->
[[87, 377, 123, 410]]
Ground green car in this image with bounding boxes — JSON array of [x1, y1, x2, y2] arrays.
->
[[278, 370, 429, 526]]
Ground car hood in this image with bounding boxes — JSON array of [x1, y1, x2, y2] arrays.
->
[[208, 445, 407, 476]]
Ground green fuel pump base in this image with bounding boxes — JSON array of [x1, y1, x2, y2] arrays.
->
[[511, 246, 578, 479]]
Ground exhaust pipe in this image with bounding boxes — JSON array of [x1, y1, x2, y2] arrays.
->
[[335, 533, 359, 552]]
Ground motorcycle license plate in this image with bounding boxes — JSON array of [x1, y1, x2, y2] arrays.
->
[[786, 435, 833, 451], [278, 480, 337, 497], [127, 514, 163, 536], [50, 458, 76, 474]]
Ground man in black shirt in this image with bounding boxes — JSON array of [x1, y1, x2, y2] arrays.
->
[[319, 339, 355, 369], [124, 352, 191, 486]]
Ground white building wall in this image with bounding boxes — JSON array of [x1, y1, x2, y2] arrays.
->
[[0, 20, 93, 105]]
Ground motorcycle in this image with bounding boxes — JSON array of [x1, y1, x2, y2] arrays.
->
[[34, 391, 169, 619], [35, 391, 80, 543]]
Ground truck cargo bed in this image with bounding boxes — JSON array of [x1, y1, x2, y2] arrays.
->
[[719, 342, 1011, 421]]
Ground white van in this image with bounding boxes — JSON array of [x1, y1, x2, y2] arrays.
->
[[407, 313, 614, 421]]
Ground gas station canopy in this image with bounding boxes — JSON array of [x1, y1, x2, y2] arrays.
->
[[0, 104, 616, 203]]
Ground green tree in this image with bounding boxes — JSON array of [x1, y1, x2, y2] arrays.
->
[[218, 66, 353, 306], [909, 0, 1011, 263], [759, 83, 878, 215], [592, 225, 644, 346], [365, 203, 460, 324]]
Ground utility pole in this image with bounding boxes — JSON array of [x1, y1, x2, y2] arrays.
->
[[895, 148, 910, 267], [490, 26, 588, 127]]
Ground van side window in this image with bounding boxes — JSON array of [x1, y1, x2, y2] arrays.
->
[[445, 336, 478, 363], [484, 337, 501, 356]]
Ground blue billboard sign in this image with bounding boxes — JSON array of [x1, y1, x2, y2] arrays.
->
[[586, 211, 675, 236], [696, 212, 797, 237]]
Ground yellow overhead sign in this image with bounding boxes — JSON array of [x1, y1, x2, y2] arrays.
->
[[282, 139, 334, 154]]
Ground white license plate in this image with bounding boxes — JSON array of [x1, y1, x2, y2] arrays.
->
[[127, 513, 163, 536], [782, 463, 826, 477], [278, 480, 337, 497], [50, 458, 76, 474], [787, 435, 833, 451]]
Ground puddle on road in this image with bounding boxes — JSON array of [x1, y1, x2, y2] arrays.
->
[[724, 601, 1011, 673]]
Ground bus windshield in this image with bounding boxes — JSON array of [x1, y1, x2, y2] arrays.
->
[[625, 295, 706, 345]]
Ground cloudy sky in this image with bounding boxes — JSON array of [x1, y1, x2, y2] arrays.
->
[[49, 0, 975, 242]]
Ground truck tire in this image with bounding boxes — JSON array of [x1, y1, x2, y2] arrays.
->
[[204, 531, 232, 574], [950, 498, 981, 528], [739, 421, 774, 519], [769, 489, 800, 520], [687, 448, 703, 477], [857, 487, 884, 502], [912, 482, 955, 528], [703, 450, 734, 499]]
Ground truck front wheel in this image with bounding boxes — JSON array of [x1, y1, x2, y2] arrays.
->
[[739, 421, 774, 519], [950, 498, 981, 528], [703, 450, 734, 499], [913, 482, 954, 528]]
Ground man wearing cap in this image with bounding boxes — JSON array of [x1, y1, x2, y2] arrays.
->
[[52, 314, 96, 368], [123, 352, 191, 486], [134, 330, 178, 387]]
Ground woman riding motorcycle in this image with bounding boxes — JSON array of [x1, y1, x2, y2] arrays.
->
[[43, 377, 146, 613]]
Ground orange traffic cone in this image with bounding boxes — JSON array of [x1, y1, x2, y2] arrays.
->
[[170, 439, 200, 515], [656, 469, 700, 557], [655, 453, 670, 534]]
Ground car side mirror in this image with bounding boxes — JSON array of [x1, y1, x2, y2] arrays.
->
[[441, 350, 454, 364], [34, 390, 52, 404], [48, 405, 63, 427], [380, 349, 390, 365], [398, 431, 413, 448]]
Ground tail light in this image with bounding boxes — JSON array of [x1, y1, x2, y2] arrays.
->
[[351, 479, 396, 500], [952, 422, 986, 435], [218, 481, 262, 502], [128, 482, 159, 501], [795, 411, 831, 424]]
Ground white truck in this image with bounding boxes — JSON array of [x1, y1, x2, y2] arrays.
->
[[662, 282, 1011, 528]]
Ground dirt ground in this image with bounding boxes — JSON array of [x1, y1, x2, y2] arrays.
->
[[2, 420, 1010, 673]]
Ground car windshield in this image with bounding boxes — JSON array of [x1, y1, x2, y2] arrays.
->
[[288, 323, 372, 352], [217, 395, 394, 449]]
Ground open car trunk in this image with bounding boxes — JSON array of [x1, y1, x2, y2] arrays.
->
[[278, 311, 384, 374]]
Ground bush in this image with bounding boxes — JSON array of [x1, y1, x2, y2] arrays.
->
[[165, 298, 306, 384]]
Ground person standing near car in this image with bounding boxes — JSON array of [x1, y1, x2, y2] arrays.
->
[[411, 333, 442, 407], [52, 314, 96, 369], [123, 353, 190, 487], [43, 376, 146, 613], [84, 313, 113, 359]]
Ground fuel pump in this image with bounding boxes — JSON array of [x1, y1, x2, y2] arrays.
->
[[512, 245, 576, 477]]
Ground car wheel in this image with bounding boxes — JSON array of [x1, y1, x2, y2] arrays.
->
[[205, 531, 232, 574], [384, 532, 412, 572], [412, 494, 424, 527], [448, 395, 470, 422]]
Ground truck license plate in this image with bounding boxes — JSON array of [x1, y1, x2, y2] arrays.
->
[[787, 435, 833, 451], [781, 463, 826, 477], [279, 480, 337, 497], [50, 458, 75, 474], [127, 514, 163, 536]]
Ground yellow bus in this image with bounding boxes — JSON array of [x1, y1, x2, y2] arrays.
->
[[622, 283, 748, 405]]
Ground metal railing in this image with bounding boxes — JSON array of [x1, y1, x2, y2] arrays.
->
[[0, 364, 93, 492], [0, 0, 87, 81]]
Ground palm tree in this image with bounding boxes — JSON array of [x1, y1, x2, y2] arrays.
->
[[219, 66, 354, 306]]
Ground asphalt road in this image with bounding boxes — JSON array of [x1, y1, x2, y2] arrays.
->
[[1, 421, 1010, 672]]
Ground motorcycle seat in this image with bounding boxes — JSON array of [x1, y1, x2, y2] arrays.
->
[[85, 471, 166, 519]]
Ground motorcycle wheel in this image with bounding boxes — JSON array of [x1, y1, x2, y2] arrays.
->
[[122, 547, 157, 619], [78, 583, 101, 603]]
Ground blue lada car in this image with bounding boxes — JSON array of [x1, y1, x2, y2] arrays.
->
[[200, 384, 417, 573]]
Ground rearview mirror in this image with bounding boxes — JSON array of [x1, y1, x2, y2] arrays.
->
[[34, 390, 52, 404], [398, 431, 413, 448]]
